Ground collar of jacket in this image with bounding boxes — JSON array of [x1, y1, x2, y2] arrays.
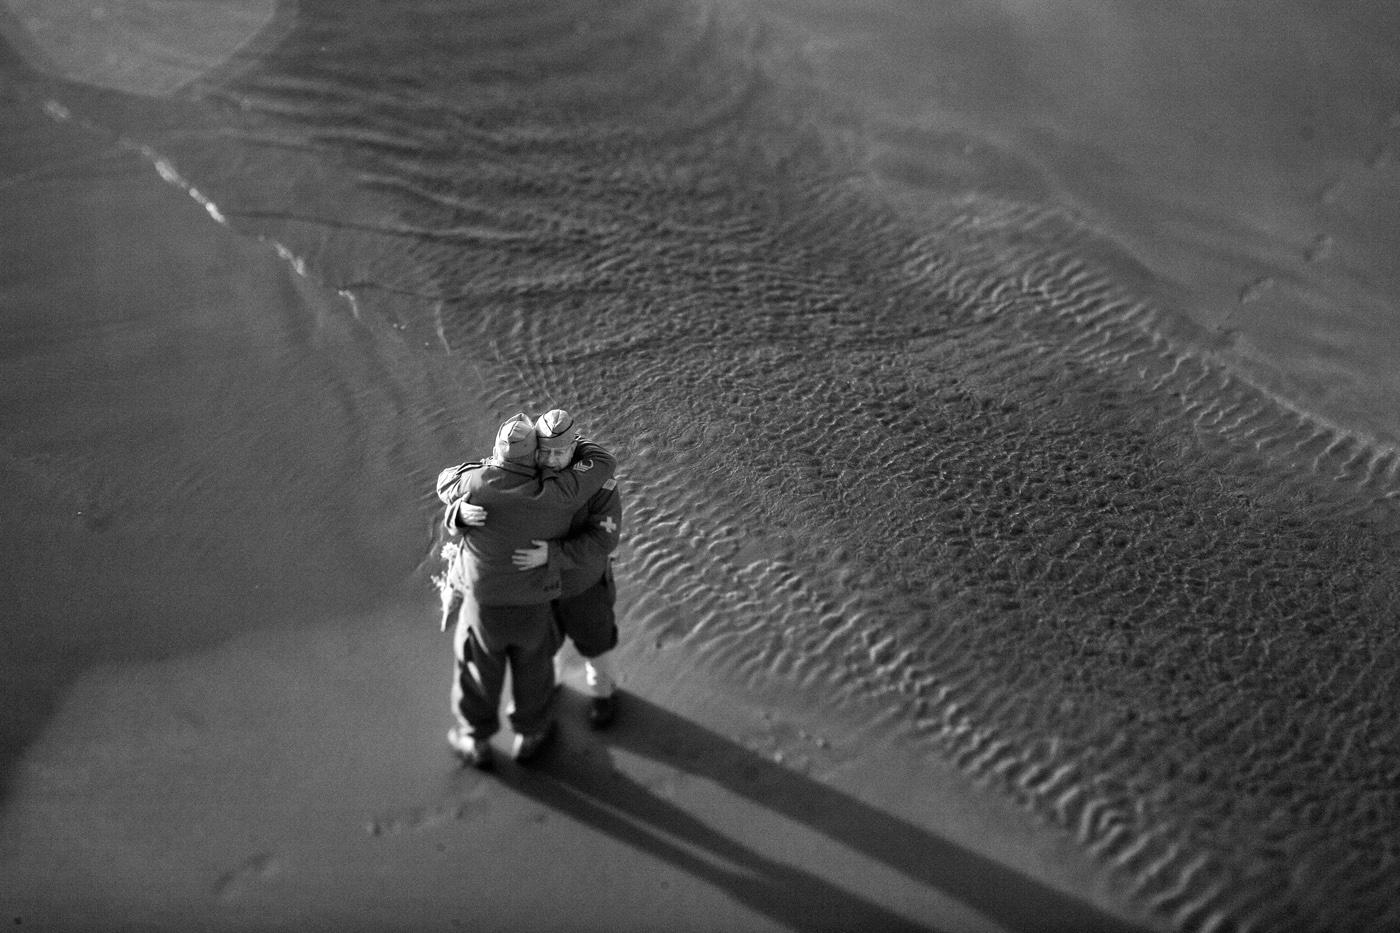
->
[[488, 457, 537, 478]]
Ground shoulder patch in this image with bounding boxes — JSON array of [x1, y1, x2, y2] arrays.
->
[[573, 459, 594, 473]]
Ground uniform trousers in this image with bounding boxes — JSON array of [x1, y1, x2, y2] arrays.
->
[[453, 593, 559, 740], [555, 568, 618, 658], [555, 568, 619, 697]]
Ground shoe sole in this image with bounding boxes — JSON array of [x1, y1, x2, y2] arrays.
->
[[448, 729, 495, 770], [512, 723, 556, 762], [588, 694, 619, 729], [455, 745, 494, 770]]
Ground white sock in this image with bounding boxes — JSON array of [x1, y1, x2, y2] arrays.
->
[[584, 653, 617, 698]]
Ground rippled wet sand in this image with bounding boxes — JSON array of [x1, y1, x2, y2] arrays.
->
[[7, 1, 1400, 928]]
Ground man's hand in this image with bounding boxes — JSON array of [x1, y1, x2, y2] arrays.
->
[[453, 502, 488, 527], [512, 539, 549, 570]]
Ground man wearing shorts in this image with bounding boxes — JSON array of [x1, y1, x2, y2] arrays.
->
[[529, 409, 623, 727]]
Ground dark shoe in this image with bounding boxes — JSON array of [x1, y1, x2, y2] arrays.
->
[[511, 721, 556, 763], [447, 726, 494, 770], [588, 693, 618, 729]]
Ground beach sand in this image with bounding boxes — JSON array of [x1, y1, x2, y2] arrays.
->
[[7, 2, 1400, 930], [0, 93, 1154, 931]]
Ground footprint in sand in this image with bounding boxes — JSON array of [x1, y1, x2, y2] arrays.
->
[[1367, 141, 1393, 170], [1318, 179, 1344, 204], [366, 803, 470, 836], [213, 852, 281, 902], [1304, 233, 1334, 263], [365, 783, 490, 836], [1237, 276, 1274, 304]]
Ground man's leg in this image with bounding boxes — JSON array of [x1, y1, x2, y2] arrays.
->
[[583, 652, 618, 697], [449, 595, 506, 766], [495, 603, 560, 761], [555, 569, 620, 727]]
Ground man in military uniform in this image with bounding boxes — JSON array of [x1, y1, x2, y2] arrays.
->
[[519, 409, 624, 728], [435, 413, 616, 768]]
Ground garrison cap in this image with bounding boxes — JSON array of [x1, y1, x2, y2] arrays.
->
[[535, 409, 580, 450], [493, 413, 538, 464]]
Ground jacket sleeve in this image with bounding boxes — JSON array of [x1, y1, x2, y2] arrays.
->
[[436, 461, 485, 536], [551, 476, 623, 571], [534, 441, 616, 504], [442, 497, 478, 536], [435, 461, 481, 504]]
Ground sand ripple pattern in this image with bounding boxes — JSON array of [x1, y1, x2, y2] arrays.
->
[[42, 1, 1400, 929]]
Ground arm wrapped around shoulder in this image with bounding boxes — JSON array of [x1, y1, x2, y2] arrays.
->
[[443, 497, 487, 533]]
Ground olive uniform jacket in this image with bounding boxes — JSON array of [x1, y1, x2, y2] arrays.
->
[[436, 441, 615, 606], [553, 443, 623, 599]]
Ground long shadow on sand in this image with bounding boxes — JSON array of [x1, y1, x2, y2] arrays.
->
[[499, 692, 1146, 933]]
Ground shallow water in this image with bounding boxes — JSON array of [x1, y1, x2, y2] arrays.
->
[[4, 1, 1400, 929]]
